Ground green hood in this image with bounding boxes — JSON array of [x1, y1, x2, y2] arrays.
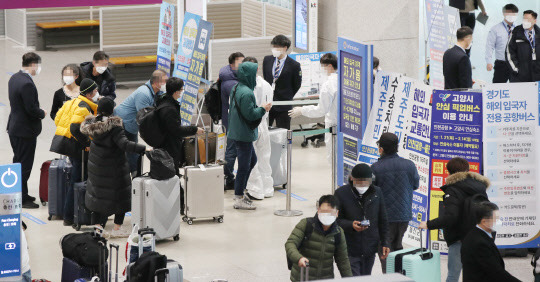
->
[[237, 62, 258, 90]]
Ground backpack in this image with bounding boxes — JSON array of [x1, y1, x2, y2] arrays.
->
[[61, 232, 108, 268], [204, 81, 222, 124], [137, 86, 165, 147], [128, 251, 167, 282], [145, 149, 176, 180], [287, 217, 342, 270], [460, 193, 490, 237]]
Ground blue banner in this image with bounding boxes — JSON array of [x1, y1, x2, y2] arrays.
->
[[0, 164, 22, 278], [156, 2, 175, 73], [173, 12, 201, 80]]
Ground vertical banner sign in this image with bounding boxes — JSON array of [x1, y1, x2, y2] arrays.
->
[[289, 52, 336, 98], [173, 12, 201, 80], [337, 37, 372, 186], [156, 3, 175, 73], [295, 0, 308, 50], [0, 164, 22, 278], [180, 19, 213, 126], [429, 90, 482, 252], [483, 83, 540, 248], [308, 0, 318, 53]]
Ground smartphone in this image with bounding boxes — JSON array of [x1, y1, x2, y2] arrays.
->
[[360, 219, 370, 227]]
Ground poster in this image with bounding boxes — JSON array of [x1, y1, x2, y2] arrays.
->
[[308, 0, 318, 53], [0, 164, 22, 278], [340, 52, 363, 139], [289, 52, 336, 98], [482, 82, 540, 248], [173, 12, 202, 80], [156, 2, 175, 73], [180, 19, 213, 126], [2, 0, 160, 9], [429, 90, 482, 252], [295, 0, 308, 50]]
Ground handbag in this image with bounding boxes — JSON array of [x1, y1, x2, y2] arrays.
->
[[232, 85, 262, 130]]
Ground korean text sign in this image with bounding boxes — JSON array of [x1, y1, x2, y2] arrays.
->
[[156, 3, 175, 74], [0, 164, 22, 278], [173, 12, 201, 80]]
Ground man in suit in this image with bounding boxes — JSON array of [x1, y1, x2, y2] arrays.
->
[[262, 35, 302, 130], [461, 202, 520, 282], [506, 10, 540, 82], [443, 27, 474, 90], [7, 52, 47, 209]]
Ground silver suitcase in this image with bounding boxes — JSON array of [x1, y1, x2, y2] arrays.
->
[[132, 159, 181, 241], [183, 130, 224, 225]]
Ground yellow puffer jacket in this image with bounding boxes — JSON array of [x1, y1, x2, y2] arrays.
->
[[50, 95, 97, 158]]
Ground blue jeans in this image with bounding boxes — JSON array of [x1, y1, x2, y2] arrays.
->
[[234, 140, 257, 196], [447, 241, 462, 282], [125, 130, 139, 174], [64, 157, 87, 221], [224, 138, 237, 185], [349, 255, 376, 276]]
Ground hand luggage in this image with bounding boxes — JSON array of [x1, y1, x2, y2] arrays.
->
[[269, 127, 287, 188], [61, 257, 93, 282], [386, 229, 440, 282], [61, 227, 108, 282], [299, 263, 309, 281], [132, 155, 181, 241], [184, 132, 218, 166], [48, 156, 72, 220], [39, 160, 52, 206], [73, 151, 96, 231], [183, 130, 224, 225]]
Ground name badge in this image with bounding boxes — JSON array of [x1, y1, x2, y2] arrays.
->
[[272, 83, 276, 91], [533, 53, 537, 61]]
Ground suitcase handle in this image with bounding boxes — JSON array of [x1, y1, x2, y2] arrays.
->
[[138, 228, 156, 258], [193, 129, 210, 166], [155, 268, 169, 282], [418, 227, 433, 260], [300, 262, 309, 281]]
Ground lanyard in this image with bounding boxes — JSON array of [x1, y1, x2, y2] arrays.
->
[[273, 58, 285, 82], [503, 22, 512, 36], [525, 29, 536, 53]]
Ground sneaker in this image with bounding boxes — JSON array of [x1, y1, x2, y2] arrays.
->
[[246, 192, 263, 201], [22, 201, 39, 209], [109, 228, 131, 238], [233, 198, 256, 210]]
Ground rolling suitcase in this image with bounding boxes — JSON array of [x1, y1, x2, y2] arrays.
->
[[39, 160, 52, 206], [132, 155, 181, 241], [269, 127, 287, 188], [386, 229, 440, 282], [183, 130, 224, 225], [73, 151, 95, 231], [48, 157, 72, 220]]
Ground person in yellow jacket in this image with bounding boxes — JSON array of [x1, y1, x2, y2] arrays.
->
[[50, 78, 98, 227]]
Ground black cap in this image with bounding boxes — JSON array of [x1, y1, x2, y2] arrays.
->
[[97, 97, 115, 116], [377, 132, 399, 147], [80, 78, 97, 95], [351, 163, 372, 179]]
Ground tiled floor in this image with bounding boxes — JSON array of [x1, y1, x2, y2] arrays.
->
[[0, 38, 534, 281]]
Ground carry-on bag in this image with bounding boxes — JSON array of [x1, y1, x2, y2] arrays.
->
[[126, 228, 167, 282], [183, 129, 224, 225], [61, 227, 108, 282], [73, 151, 95, 231], [269, 127, 287, 188], [299, 263, 309, 281], [183, 132, 218, 166], [39, 160, 52, 206], [386, 229, 440, 282], [48, 156, 72, 220]]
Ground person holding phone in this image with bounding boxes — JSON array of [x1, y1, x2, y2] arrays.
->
[[335, 163, 390, 276]]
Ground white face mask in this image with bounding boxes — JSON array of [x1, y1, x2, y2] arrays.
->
[[466, 42, 473, 50], [160, 84, 166, 93], [96, 66, 107, 74], [35, 65, 42, 76], [505, 15, 517, 23], [355, 185, 369, 195], [491, 219, 503, 232], [523, 20, 533, 30], [93, 92, 100, 102], [63, 76, 76, 85], [318, 213, 336, 226], [271, 48, 282, 58]]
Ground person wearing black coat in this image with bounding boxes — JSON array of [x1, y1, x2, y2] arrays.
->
[[506, 10, 540, 83], [50, 64, 82, 120], [335, 164, 390, 276], [443, 27, 474, 90], [80, 98, 146, 238], [7, 52, 46, 209], [461, 202, 520, 282], [80, 51, 117, 100]]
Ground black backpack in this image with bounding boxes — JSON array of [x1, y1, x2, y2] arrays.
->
[[204, 81, 222, 124], [287, 217, 342, 270], [145, 149, 176, 180], [460, 193, 490, 237], [128, 251, 167, 282], [137, 86, 166, 147], [61, 232, 108, 268]]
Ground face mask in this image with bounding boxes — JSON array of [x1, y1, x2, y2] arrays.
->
[[491, 219, 503, 232], [271, 48, 282, 58], [96, 66, 107, 74], [355, 185, 369, 195], [35, 65, 42, 76], [505, 15, 517, 23], [63, 76, 75, 85], [318, 213, 336, 226], [93, 93, 100, 102], [466, 41, 473, 50], [523, 20, 533, 30], [160, 84, 166, 93]]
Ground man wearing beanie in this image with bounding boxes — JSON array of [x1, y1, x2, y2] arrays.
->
[[335, 163, 390, 276], [371, 132, 419, 272], [51, 78, 98, 227]]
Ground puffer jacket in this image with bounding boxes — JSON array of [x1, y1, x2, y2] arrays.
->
[[80, 115, 145, 216], [50, 95, 97, 159], [371, 153, 420, 222], [285, 216, 352, 281], [336, 183, 389, 257], [218, 65, 239, 130], [80, 62, 117, 100], [427, 171, 490, 245]]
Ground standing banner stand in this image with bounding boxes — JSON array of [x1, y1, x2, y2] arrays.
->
[[331, 125, 338, 194], [0, 164, 22, 279], [156, 2, 175, 73], [173, 12, 202, 80]]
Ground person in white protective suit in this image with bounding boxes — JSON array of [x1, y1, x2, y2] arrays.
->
[[288, 53, 338, 162], [243, 57, 275, 200]]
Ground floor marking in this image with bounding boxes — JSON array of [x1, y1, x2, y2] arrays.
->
[[21, 213, 46, 225]]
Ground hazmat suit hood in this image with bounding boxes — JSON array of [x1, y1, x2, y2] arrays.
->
[[237, 62, 258, 90]]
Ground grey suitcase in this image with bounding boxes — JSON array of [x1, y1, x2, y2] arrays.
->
[[183, 130, 224, 225], [269, 127, 287, 188], [48, 156, 72, 220]]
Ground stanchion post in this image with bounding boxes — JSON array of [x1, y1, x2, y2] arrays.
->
[[275, 130, 303, 217], [331, 125, 338, 194]]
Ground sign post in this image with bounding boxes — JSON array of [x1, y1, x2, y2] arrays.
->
[[0, 164, 22, 278], [156, 2, 175, 73]]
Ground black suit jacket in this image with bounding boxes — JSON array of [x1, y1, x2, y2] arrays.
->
[[506, 24, 540, 83], [262, 55, 302, 112], [461, 227, 520, 282], [443, 45, 473, 90], [449, 0, 478, 10], [7, 71, 45, 138]]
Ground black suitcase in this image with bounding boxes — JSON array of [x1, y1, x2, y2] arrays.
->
[[73, 151, 96, 231], [48, 157, 72, 220]]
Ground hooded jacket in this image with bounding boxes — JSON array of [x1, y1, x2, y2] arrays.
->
[[218, 65, 239, 130], [227, 62, 267, 142], [336, 182, 389, 257], [80, 62, 117, 100], [506, 24, 540, 82], [80, 115, 145, 216], [427, 171, 490, 246], [50, 95, 97, 159]]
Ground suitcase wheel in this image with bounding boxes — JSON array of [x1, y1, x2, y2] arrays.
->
[[47, 215, 52, 221], [173, 234, 180, 241], [75, 224, 81, 231], [301, 141, 308, 148], [41, 200, 47, 207], [218, 217, 224, 223], [187, 219, 193, 225], [182, 216, 188, 222]]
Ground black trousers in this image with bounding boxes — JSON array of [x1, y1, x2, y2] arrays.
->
[[493, 60, 511, 83], [378, 221, 409, 273], [269, 109, 291, 130], [460, 12, 476, 30], [9, 135, 37, 199]]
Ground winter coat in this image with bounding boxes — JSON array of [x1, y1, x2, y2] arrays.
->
[[80, 115, 145, 216], [218, 65, 239, 130], [114, 81, 161, 135], [336, 183, 389, 257], [155, 94, 198, 168], [51, 88, 74, 120], [50, 95, 97, 159], [227, 62, 266, 142], [7, 71, 46, 138], [285, 216, 352, 281], [371, 153, 420, 222], [80, 62, 117, 100], [506, 24, 540, 82], [427, 171, 490, 245]]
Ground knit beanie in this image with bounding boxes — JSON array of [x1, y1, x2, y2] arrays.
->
[[97, 97, 115, 116], [80, 78, 97, 95]]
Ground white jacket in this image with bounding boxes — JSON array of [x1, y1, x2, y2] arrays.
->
[[300, 72, 338, 126]]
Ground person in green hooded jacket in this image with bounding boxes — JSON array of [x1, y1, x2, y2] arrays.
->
[[228, 61, 272, 210]]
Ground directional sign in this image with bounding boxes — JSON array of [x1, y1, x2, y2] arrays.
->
[[0, 163, 21, 278]]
